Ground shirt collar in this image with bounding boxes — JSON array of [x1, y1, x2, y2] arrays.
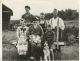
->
[[52, 16, 59, 20]]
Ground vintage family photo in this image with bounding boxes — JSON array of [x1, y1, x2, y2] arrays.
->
[[2, 0, 79, 61]]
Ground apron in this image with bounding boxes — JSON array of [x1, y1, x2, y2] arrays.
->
[[16, 27, 29, 55]]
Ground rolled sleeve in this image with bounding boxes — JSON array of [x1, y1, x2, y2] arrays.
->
[[59, 18, 65, 30]]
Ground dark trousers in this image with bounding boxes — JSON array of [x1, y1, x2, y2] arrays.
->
[[53, 28, 62, 60], [30, 43, 42, 60]]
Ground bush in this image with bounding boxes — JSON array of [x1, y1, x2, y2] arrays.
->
[[62, 26, 79, 45]]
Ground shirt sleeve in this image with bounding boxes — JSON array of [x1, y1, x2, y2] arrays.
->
[[49, 18, 55, 29], [49, 19, 52, 25], [16, 27, 20, 39], [39, 25, 44, 36], [28, 26, 32, 35], [59, 18, 65, 30], [30, 14, 37, 22], [26, 27, 29, 37]]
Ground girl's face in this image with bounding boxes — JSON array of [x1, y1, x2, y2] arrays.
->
[[20, 20, 25, 27]]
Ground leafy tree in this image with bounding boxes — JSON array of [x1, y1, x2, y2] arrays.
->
[[44, 13, 53, 20]]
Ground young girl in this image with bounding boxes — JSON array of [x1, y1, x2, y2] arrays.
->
[[16, 19, 29, 55]]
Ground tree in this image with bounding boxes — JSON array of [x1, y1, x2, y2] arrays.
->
[[44, 13, 53, 20]]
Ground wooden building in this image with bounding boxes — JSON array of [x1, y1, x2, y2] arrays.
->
[[2, 4, 13, 30]]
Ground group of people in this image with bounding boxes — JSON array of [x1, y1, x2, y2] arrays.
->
[[16, 5, 65, 60]]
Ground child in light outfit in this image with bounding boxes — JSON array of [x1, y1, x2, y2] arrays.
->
[[16, 19, 29, 55], [16, 41, 28, 55]]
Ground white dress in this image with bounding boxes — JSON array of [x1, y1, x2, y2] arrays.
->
[[16, 26, 29, 55]]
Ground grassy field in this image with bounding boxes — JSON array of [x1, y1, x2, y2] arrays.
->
[[64, 20, 79, 27], [2, 31, 79, 61], [10, 20, 79, 27], [2, 20, 79, 61]]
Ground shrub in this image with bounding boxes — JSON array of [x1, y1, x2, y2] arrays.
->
[[62, 26, 79, 45]]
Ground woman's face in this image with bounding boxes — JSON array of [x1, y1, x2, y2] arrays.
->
[[20, 20, 25, 27], [34, 23, 37, 28], [33, 22, 38, 28]]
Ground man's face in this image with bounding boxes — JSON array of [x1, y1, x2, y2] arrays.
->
[[53, 9, 58, 18], [25, 8, 30, 13]]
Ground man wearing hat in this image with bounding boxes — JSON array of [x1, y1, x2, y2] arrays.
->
[[22, 5, 36, 23]]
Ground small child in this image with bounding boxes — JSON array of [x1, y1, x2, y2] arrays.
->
[[42, 25, 55, 60], [42, 25, 55, 49]]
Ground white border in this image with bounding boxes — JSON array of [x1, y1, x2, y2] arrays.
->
[[0, 0, 79, 61], [0, 0, 2, 61], [78, 0, 80, 60]]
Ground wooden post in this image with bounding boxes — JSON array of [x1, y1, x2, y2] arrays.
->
[[56, 18, 59, 49]]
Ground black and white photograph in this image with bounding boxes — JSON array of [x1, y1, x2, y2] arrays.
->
[[2, 0, 79, 61]]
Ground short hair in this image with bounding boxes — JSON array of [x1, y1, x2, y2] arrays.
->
[[47, 25, 51, 28], [53, 8, 58, 13], [20, 19, 25, 22], [54, 8, 57, 11], [25, 5, 31, 10], [33, 21, 38, 23], [40, 12, 44, 15]]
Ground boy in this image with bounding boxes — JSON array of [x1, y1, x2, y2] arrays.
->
[[42, 25, 55, 60]]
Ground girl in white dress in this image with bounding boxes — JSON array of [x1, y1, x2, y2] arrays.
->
[[16, 19, 29, 55]]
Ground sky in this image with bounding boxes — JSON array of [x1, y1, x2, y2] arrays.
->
[[2, 0, 79, 20]]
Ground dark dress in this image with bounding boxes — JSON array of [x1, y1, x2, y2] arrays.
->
[[28, 25, 44, 60]]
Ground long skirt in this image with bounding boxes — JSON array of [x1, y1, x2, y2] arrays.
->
[[30, 42, 42, 60], [16, 36, 28, 55]]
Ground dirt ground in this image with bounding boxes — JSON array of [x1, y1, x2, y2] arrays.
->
[[2, 31, 79, 61]]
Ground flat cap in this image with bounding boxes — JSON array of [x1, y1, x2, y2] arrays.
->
[[25, 5, 31, 10]]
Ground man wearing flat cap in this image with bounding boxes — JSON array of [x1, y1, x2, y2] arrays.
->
[[22, 5, 36, 23]]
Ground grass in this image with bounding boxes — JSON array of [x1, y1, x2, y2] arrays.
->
[[2, 31, 79, 61], [2, 31, 18, 61], [2, 20, 79, 61]]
